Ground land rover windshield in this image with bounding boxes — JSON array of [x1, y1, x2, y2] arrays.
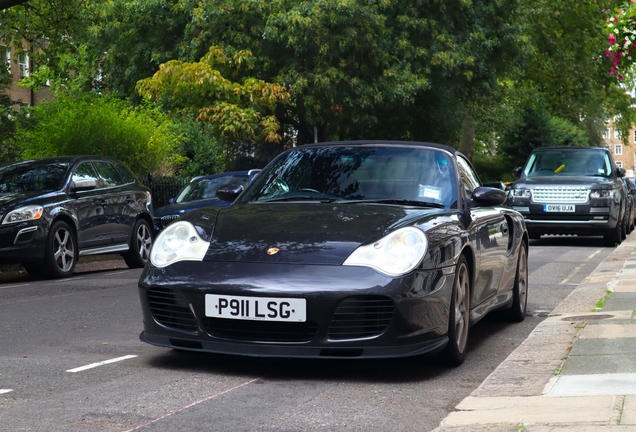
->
[[522, 148, 612, 178]]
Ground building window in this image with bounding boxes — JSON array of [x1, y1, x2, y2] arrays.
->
[[615, 129, 622, 139], [603, 128, 610, 139], [616, 161, 623, 168], [615, 144, 623, 155], [18, 53, 28, 78]]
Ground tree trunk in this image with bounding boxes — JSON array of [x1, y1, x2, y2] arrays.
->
[[458, 116, 475, 162]]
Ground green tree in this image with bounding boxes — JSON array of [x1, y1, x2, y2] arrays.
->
[[14, 93, 181, 174]]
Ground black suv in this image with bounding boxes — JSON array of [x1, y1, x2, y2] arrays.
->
[[508, 146, 627, 246], [0, 156, 153, 278]]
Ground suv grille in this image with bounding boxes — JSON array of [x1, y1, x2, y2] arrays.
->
[[328, 296, 394, 340], [531, 187, 589, 204], [147, 287, 198, 333], [161, 215, 180, 227]]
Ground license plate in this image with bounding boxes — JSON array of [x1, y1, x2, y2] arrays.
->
[[544, 204, 575, 212], [205, 294, 306, 322]]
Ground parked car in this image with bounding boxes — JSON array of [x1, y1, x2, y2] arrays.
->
[[138, 141, 529, 365], [508, 146, 627, 246], [152, 170, 261, 234], [0, 156, 153, 279], [622, 177, 636, 234]]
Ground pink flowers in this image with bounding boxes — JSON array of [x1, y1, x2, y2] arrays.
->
[[609, 33, 617, 44], [604, 5, 636, 80]]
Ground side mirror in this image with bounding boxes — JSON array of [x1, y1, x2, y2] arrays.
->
[[70, 178, 97, 192], [617, 167, 626, 178], [512, 167, 523, 178], [471, 186, 507, 207], [216, 183, 245, 202]]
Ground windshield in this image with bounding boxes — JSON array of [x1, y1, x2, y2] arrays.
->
[[240, 146, 458, 208], [0, 161, 70, 194], [523, 149, 612, 177], [176, 175, 249, 203]]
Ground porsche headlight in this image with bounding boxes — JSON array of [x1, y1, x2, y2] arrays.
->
[[343, 227, 428, 277], [2, 205, 43, 224], [150, 221, 210, 268]]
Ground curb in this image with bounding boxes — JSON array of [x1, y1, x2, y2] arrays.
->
[[433, 234, 636, 431]]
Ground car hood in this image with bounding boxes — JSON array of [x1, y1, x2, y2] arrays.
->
[[0, 191, 49, 211], [517, 176, 617, 188], [154, 198, 230, 217], [203, 202, 441, 265]]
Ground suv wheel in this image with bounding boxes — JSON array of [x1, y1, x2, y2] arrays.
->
[[42, 221, 77, 279], [604, 220, 623, 247], [123, 219, 152, 268]]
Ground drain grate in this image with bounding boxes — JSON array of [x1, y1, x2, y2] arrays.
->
[[560, 314, 614, 321]]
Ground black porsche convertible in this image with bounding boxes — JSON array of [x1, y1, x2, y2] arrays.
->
[[138, 141, 528, 365]]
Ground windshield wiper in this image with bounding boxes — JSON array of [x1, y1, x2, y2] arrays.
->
[[340, 199, 446, 208], [259, 196, 338, 203]]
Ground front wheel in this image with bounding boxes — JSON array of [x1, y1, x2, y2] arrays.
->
[[123, 219, 152, 268], [42, 221, 77, 279], [604, 220, 623, 247], [441, 255, 471, 366], [506, 241, 528, 322]]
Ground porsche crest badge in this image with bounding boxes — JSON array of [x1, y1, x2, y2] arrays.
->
[[267, 248, 279, 255]]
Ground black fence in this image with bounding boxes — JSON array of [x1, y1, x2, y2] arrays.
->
[[139, 173, 191, 210]]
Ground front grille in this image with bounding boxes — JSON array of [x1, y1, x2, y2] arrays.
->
[[147, 287, 198, 333], [161, 214, 180, 227], [328, 296, 394, 340], [531, 187, 589, 204], [203, 318, 318, 342]]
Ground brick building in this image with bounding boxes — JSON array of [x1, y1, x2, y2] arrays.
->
[[1, 44, 51, 107], [603, 121, 636, 177]]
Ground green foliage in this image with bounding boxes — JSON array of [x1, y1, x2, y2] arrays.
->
[[170, 119, 226, 178], [472, 153, 516, 183], [14, 93, 180, 174]]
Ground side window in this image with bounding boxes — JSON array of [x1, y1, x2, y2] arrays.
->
[[114, 163, 136, 184], [72, 162, 100, 185], [456, 156, 481, 199], [94, 161, 123, 187]]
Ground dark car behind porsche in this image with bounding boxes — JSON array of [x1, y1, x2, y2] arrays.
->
[[0, 156, 153, 278]]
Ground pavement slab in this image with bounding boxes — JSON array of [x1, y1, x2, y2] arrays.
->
[[569, 338, 636, 356], [440, 395, 616, 427], [579, 323, 636, 339], [549, 373, 636, 396], [622, 395, 636, 425], [560, 354, 636, 375]]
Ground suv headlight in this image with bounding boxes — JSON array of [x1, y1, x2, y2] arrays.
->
[[509, 189, 531, 199], [2, 205, 44, 224], [590, 190, 614, 199], [343, 227, 427, 277], [150, 221, 210, 268]]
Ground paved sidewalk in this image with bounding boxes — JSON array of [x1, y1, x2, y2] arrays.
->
[[434, 235, 636, 432]]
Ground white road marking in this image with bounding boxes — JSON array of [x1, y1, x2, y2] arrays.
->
[[106, 270, 130, 276], [588, 249, 602, 260], [66, 354, 137, 373], [55, 277, 83, 283], [0, 283, 31, 290], [0, 389, 13, 394], [122, 377, 261, 432], [560, 264, 584, 285]]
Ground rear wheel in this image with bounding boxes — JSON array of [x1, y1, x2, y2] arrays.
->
[[123, 219, 152, 268], [506, 242, 528, 322], [441, 255, 471, 366], [41, 221, 77, 279]]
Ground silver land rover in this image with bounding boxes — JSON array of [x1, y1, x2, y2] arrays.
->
[[508, 146, 627, 246]]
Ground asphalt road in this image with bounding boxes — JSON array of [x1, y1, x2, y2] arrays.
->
[[0, 236, 615, 432]]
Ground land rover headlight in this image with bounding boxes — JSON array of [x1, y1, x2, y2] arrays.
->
[[510, 188, 531, 199], [2, 205, 43, 224], [589, 190, 613, 199], [150, 221, 210, 268], [343, 227, 427, 277]]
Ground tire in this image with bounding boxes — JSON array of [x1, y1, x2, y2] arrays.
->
[[123, 219, 153, 268], [604, 220, 623, 247], [621, 218, 627, 240], [41, 220, 77, 279], [529, 233, 541, 240], [506, 241, 528, 322], [441, 255, 471, 366], [23, 262, 43, 278]]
